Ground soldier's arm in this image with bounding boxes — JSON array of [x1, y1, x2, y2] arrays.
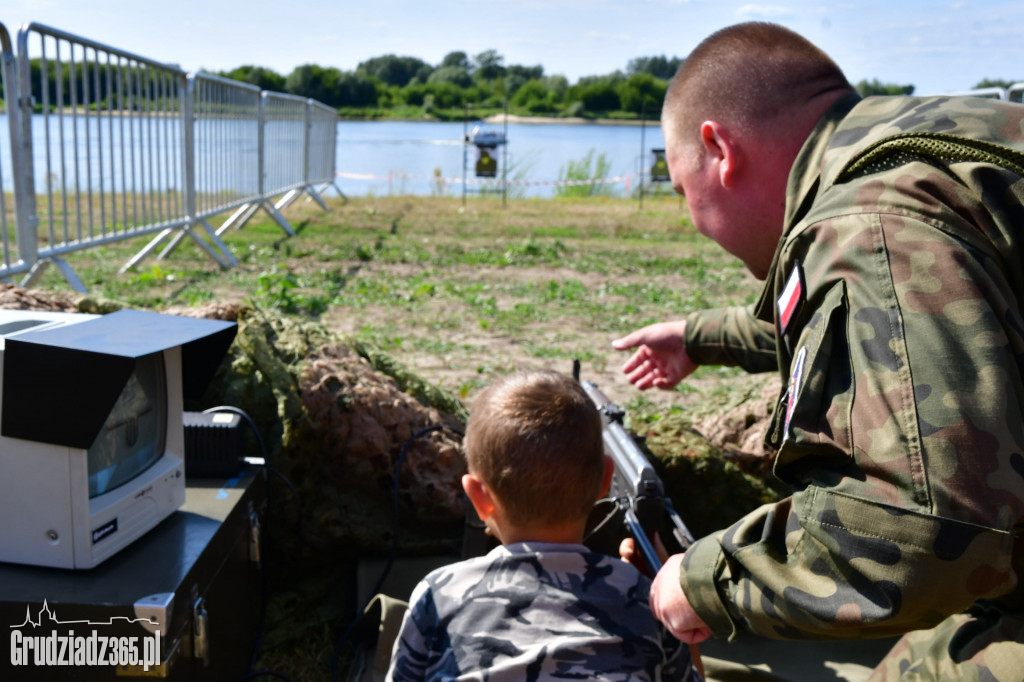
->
[[683, 306, 777, 374]]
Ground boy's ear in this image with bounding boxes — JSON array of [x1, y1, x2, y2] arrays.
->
[[462, 473, 497, 521], [599, 455, 614, 498]]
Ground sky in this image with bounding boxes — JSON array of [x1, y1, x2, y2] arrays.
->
[[6, 0, 1024, 96]]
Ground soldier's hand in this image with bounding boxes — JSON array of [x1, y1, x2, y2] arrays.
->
[[613, 321, 697, 390], [649, 553, 713, 644]]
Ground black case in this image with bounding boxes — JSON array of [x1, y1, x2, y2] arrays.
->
[[0, 470, 265, 680]]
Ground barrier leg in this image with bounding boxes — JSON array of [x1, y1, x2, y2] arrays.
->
[[197, 219, 238, 267], [329, 182, 348, 204], [216, 203, 260, 236], [181, 226, 231, 268], [121, 228, 176, 273], [21, 257, 86, 294], [274, 189, 302, 212], [156, 229, 189, 261], [260, 200, 296, 236], [304, 185, 329, 211], [157, 223, 235, 268]]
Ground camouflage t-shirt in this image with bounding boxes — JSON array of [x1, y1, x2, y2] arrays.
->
[[681, 93, 1024, 641], [385, 542, 700, 681]]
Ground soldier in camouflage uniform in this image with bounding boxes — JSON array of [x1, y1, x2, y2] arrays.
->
[[386, 370, 701, 681], [613, 22, 1024, 681]]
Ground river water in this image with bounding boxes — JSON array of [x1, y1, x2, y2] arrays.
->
[[336, 119, 666, 198], [0, 115, 667, 200]]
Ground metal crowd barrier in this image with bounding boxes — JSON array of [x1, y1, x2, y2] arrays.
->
[[121, 72, 264, 270], [937, 84, 1024, 103], [0, 21, 32, 282], [940, 86, 1009, 100], [0, 21, 339, 292], [213, 94, 344, 239], [300, 99, 341, 209], [247, 90, 308, 236], [15, 23, 237, 291]]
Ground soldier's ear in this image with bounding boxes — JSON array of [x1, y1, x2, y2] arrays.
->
[[462, 473, 497, 521], [598, 455, 614, 498], [699, 120, 740, 189]]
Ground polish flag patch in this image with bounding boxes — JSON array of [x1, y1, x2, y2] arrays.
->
[[777, 263, 804, 336]]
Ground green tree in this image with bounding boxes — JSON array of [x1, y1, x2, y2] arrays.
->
[[503, 64, 543, 97], [855, 78, 914, 96], [427, 66, 473, 88], [286, 65, 378, 107], [617, 73, 666, 115], [511, 79, 557, 113], [336, 71, 380, 107], [542, 75, 569, 100], [218, 65, 286, 92], [567, 76, 623, 115], [473, 50, 505, 81], [425, 82, 464, 109], [441, 51, 470, 70], [627, 55, 683, 80], [358, 55, 431, 87]]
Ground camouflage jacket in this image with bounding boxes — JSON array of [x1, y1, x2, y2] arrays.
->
[[680, 93, 1024, 641], [385, 542, 699, 681]]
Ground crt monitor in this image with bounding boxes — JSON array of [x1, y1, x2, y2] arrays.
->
[[0, 308, 236, 569]]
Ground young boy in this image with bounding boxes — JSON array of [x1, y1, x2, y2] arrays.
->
[[386, 369, 702, 681]]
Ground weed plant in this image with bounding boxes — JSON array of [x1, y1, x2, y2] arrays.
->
[[556, 149, 615, 198]]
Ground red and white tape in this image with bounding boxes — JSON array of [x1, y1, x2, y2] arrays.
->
[[335, 170, 638, 188]]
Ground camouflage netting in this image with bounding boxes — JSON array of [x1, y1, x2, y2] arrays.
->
[[180, 302, 470, 554]]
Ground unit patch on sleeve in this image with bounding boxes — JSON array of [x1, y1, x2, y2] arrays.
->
[[784, 345, 807, 442]]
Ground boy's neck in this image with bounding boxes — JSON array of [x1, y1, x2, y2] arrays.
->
[[496, 519, 588, 546]]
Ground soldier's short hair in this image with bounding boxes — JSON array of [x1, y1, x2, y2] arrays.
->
[[664, 22, 850, 164], [465, 369, 604, 528]]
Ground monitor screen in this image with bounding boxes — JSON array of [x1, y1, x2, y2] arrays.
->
[[87, 352, 168, 498]]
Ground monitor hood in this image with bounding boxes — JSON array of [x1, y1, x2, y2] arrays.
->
[[1, 309, 236, 449]]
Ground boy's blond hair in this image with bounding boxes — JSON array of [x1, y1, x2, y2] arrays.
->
[[464, 370, 604, 529]]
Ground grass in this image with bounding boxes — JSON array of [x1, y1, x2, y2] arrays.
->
[[25, 193, 761, 412]]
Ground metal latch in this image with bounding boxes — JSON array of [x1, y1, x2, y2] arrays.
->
[[192, 594, 209, 666]]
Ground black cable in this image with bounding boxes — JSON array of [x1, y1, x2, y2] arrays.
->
[[201, 406, 319, 554], [330, 423, 464, 682], [202, 406, 292, 682], [203, 405, 268, 463]]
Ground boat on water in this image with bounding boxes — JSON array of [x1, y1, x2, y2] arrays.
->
[[465, 125, 506, 147]]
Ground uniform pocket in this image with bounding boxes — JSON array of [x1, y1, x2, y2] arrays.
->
[[768, 282, 855, 481]]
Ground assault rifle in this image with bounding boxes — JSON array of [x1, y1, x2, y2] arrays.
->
[[574, 360, 695, 576]]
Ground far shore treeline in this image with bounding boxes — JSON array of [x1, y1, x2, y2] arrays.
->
[[2, 49, 1020, 121]]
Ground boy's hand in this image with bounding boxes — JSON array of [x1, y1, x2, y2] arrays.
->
[[618, 535, 669, 577]]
